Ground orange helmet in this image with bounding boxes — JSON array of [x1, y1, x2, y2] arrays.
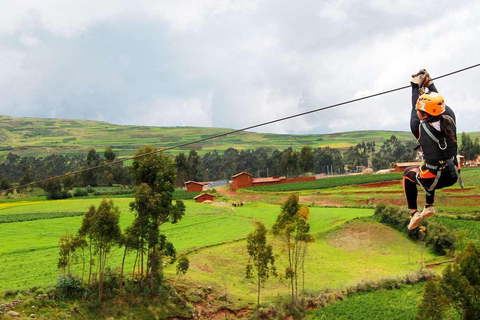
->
[[415, 92, 446, 116]]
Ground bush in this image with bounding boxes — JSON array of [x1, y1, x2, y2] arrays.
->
[[102, 267, 120, 295], [56, 274, 83, 301], [73, 189, 89, 197], [425, 221, 456, 255], [374, 202, 456, 254]]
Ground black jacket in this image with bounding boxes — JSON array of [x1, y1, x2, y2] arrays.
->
[[410, 83, 458, 165]]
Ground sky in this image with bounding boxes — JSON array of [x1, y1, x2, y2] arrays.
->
[[0, 0, 480, 135]]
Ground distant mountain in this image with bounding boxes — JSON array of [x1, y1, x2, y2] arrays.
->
[[0, 115, 476, 159]]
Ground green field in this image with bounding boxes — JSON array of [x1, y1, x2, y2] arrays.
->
[[249, 172, 403, 192], [1, 167, 479, 318], [309, 283, 425, 320], [0, 115, 419, 158], [0, 196, 440, 305]]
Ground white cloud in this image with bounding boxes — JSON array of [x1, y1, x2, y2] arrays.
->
[[19, 34, 39, 46], [0, 0, 480, 135], [318, 0, 349, 23]]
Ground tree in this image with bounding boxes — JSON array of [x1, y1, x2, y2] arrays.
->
[[272, 194, 314, 303], [104, 147, 117, 186], [58, 232, 77, 274], [246, 221, 276, 313], [176, 255, 190, 276], [18, 169, 33, 193], [416, 279, 449, 320], [281, 148, 298, 177], [459, 132, 480, 161], [104, 147, 116, 163], [418, 243, 480, 319], [129, 145, 186, 296], [90, 197, 122, 303], [175, 152, 188, 187], [42, 179, 69, 200], [78, 205, 96, 286], [187, 150, 201, 181], [0, 177, 13, 195], [201, 150, 222, 180], [314, 147, 344, 174], [299, 146, 314, 174], [81, 148, 102, 187], [62, 173, 75, 191]]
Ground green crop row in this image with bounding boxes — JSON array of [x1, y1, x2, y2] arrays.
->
[[310, 283, 424, 320], [248, 173, 403, 192], [436, 217, 480, 244], [0, 212, 84, 224]]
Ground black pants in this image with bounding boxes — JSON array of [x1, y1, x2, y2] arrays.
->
[[403, 165, 458, 210]]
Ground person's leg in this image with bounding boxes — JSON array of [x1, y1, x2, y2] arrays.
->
[[403, 166, 419, 215], [421, 170, 459, 217], [404, 166, 424, 230]]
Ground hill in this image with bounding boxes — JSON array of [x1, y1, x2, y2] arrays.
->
[[0, 115, 421, 158]]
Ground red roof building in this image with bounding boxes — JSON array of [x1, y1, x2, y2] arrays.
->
[[193, 193, 216, 203], [230, 172, 254, 190], [393, 162, 422, 172], [185, 181, 206, 193]]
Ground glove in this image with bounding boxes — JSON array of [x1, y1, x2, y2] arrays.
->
[[411, 69, 433, 87], [411, 69, 427, 86], [423, 70, 434, 87]]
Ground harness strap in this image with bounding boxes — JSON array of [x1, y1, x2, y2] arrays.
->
[[428, 170, 442, 191], [420, 120, 465, 190], [446, 157, 465, 189], [416, 171, 431, 196], [421, 122, 447, 150]]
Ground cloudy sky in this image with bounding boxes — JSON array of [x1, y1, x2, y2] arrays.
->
[[1, 0, 479, 135]]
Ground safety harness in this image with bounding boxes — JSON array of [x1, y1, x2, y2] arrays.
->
[[416, 122, 464, 196]]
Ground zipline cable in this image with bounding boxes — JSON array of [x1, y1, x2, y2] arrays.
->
[[4, 62, 480, 194]]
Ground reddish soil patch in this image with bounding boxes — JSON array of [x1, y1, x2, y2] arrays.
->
[[357, 180, 402, 188], [441, 188, 471, 193], [193, 263, 214, 273], [298, 196, 343, 207], [215, 188, 263, 201]]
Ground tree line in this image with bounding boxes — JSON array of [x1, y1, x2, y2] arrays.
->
[[1, 133, 479, 193]]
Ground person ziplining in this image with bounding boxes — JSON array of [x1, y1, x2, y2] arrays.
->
[[404, 69, 463, 230]]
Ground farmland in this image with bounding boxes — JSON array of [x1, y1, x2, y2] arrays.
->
[[0, 115, 419, 158], [0, 199, 435, 296], [0, 164, 479, 318]]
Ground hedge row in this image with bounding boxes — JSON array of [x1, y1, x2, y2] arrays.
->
[[249, 173, 402, 192], [0, 211, 84, 224]]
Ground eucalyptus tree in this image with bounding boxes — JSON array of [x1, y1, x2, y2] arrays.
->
[[129, 145, 186, 296], [272, 194, 314, 303], [246, 221, 276, 313]]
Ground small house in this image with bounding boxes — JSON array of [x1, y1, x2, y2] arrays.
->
[[230, 172, 254, 190], [193, 193, 216, 203], [185, 181, 206, 193], [393, 162, 422, 172]]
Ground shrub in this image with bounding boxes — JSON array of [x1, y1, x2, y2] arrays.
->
[[374, 202, 456, 254], [425, 221, 456, 255], [73, 189, 89, 197], [56, 274, 83, 301]]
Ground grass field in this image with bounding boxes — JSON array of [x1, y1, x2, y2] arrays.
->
[[0, 115, 419, 158], [1, 168, 479, 319], [309, 283, 425, 320], [0, 197, 439, 306]]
